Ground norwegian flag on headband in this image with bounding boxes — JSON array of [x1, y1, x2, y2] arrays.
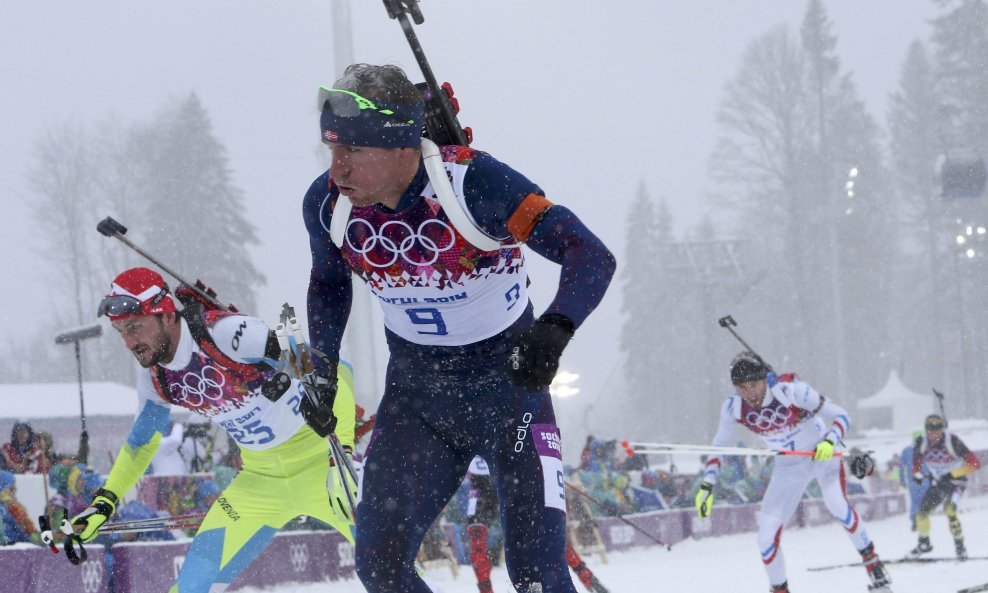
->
[[107, 267, 176, 316], [322, 129, 338, 144]]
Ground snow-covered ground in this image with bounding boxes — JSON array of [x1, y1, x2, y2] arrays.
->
[[240, 499, 988, 593]]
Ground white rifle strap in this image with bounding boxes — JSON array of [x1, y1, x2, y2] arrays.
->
[[330, 138, 520, 252], [329, 193, 352, 249], [421, 137, 507, 252], [426, 138, 527, 250]]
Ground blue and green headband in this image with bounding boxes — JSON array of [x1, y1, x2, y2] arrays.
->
[[319, 86, 424, 148]]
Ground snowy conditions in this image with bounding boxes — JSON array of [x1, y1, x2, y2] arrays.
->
[[239, 501, 988, 593]]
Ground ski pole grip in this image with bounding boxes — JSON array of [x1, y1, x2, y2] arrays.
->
[[97, 216, 128, 237]]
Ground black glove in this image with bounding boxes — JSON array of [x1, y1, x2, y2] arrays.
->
[[509, 314, 574, 391], [849, 452, 875, 479], [300, 374, 338, 437], [936, 472, 964, 491]]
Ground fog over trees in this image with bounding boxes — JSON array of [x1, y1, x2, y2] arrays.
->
[[2, 94, 263, 385], [617, 0, 988, 442]]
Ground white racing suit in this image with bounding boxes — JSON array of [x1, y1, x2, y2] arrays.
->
[[701, 374, 871, 587]]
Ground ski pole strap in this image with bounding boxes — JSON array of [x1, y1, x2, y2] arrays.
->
[[63, 532, 88, 565], [54, 517, 87, 565], [38, 515, 59, 554]]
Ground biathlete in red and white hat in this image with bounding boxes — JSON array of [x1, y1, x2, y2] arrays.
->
[[72, 267, 357, 592]]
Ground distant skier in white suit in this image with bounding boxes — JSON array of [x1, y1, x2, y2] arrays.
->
[[694, 352, 892, 593]]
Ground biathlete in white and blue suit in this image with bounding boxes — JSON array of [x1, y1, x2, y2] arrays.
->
[[303, 63, 615, 593], [695, 352, 893, 593]]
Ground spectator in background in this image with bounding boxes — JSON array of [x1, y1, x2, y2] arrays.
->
[[150, 421, 187, 476], [36, 431, 59, 470], [0, 470, 40, 545], [179, 422, 215, 473], [899, 431, 930, 531], [36, 430, 90, 468], [48, 463, 102, 521], [465, 456, 501, 593], [579, 436, 594, 471], [2, 422, 50, 474], [669, 476, 693, 509]]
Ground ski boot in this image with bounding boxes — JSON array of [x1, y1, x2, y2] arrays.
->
[[860, 543, 892, 592], [955, 538, 968, 561], [908, 536, 932, 557], [770, 582, 790, 593]]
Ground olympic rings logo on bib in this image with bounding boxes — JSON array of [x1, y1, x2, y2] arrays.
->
[[745, 406, 793, 431], [170, 364, 227, 409], [345, 218, 456, 268]]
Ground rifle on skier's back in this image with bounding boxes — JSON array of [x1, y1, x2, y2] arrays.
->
[[383, 0, 473, 147]]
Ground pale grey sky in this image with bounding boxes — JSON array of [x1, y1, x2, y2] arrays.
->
[[0, 1, 939, 424]]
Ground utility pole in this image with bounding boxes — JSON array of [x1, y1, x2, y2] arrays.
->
[[330, 1, 382, 408], [830, 166, 857, 400], [55, 324, 102, 463]]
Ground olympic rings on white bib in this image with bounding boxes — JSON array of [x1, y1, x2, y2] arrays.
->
[[746, 405, 793, 430], [345, 218, 457, 267], [170, 364, 227, 408]]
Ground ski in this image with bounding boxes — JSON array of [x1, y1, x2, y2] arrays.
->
[[959, 583, 988, 593], [809, 555, 988, 571]]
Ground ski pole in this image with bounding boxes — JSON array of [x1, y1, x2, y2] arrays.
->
[[630, 448, 842, 458], [276, 303, 359, 519], [564, 481, 671, 551], [41, 513, 206, 545], [55, 324, 102, 438], [99, 520, 203, 535], [99, 513, 206, 530], [621, 440, 849, 458], [96, 216, 235, 312], [718, 315, 773, 370]]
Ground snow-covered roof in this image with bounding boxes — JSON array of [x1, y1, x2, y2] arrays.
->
[[0, 381, 139, 419], [857, 369, 932, 408]]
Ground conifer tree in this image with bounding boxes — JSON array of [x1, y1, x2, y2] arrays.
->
[[135, 93, 265, 314]]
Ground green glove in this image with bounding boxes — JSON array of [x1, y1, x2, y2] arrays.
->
[[695, 483, 715, 518], [813, 439, 835, 462], [71, 488, 118, 542]]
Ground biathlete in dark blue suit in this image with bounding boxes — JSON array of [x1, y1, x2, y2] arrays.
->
[[303, 63, 615, 593]]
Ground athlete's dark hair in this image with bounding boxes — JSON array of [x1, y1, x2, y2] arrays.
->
[[334, 63, 423, 105]]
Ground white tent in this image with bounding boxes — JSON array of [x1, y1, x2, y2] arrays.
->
[[857, 370, 936, 432]]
